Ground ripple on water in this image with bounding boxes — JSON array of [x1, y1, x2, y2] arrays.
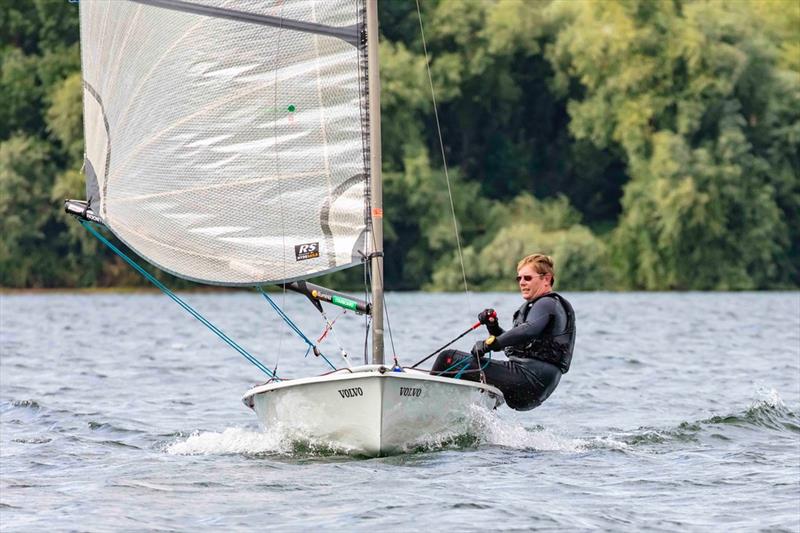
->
[[11, 437, 52, 444], [2, 292, 798, 531], [617, 388, 799, 449], [2, 399, 42, 411]]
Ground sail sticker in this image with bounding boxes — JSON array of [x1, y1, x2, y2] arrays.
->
[[371, 207, 383, 218], [331, 295, 357, 311], [295, 242, 320, 261]]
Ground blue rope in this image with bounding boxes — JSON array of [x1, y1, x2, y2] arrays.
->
[[439, 352, 492, 379], [257, 287, 336, 371], [79, 220, 276, 379], [452, 358, 473, 379]]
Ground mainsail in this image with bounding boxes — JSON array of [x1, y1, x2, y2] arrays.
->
[[79, 0, 371, 285]]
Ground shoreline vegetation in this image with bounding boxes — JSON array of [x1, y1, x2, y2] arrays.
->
[[1, 1, 797, 292], [2, 287, 797, 296]]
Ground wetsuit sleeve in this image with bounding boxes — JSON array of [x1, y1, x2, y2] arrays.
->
[[494, 298, 557, 349]]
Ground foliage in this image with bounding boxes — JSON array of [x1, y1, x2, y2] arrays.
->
[[0, 0, 797, 291], [378, 40, 431, 170], [546, 0, 799, 289], [383, 149, 493, 289], [0, 135, 59, 286], [1, 47, 43, 138], [430, 194, 610, 290], [47, 71, 83, 163]]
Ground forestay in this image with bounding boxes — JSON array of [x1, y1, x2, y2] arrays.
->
[[80, 0, 371, 285]]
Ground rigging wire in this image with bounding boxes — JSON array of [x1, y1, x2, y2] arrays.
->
[[363, 255, 371, 365], [258, 287, 337, 371], [383, 288, 399, 367], [374, 253, 399, 367], [363, 242, 399, 367], [416, 0, 484, 380], [79, 220, 276, 379], [316, 309, 352, 368], [415, 0, 473, 311]]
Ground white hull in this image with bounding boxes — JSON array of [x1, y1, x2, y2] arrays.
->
[[242, 365, 504, 456]]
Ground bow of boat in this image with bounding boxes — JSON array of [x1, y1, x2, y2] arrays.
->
[[242, 365, 504, 456]]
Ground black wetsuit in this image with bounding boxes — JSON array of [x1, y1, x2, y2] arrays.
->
[[431, 293, 576, 411]]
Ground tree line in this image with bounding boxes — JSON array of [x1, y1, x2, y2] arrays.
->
[[1, 0, 797, 291]]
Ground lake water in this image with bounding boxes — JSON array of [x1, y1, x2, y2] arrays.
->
[[1, 291, 799, 531]]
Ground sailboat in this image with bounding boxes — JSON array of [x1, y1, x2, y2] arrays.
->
[[66, 0, 503, 456]]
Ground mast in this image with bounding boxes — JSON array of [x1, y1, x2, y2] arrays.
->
[[366, 0, 384, 365]]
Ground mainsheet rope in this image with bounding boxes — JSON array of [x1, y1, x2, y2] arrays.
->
[[434, 352, 493, 380], [79, 220, 276, 379]]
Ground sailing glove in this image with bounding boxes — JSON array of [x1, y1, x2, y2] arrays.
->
[[478, 308, 503, 336], [471, 336, 501, 359], [478, 308, 496, 325]]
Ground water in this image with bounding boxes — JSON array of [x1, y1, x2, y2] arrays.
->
[[1, 291, 799, 531]]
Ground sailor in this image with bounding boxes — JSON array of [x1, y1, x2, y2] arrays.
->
[[430, 253, 575, 410]]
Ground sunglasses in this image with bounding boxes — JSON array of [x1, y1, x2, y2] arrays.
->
[[516, 274, 545, 282]]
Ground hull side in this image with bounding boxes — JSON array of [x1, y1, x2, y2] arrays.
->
[[250, 375, 384, 455], [245, 367, 503, 456], [380, 375, 496, 454]]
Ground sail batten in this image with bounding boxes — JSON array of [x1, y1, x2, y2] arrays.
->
[[80, 0, 370, 285]]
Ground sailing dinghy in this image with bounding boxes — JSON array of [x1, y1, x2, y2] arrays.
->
[[67, 0, 503, 456]]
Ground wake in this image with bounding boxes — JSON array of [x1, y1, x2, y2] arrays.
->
[[164, 405, 592, 457], [164, 388, 796, 458]]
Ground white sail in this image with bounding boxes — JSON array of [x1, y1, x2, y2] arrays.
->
[[80, 0, 370, 285]]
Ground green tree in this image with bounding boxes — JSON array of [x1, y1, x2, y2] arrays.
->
[[0, 1, 40, 54], [431, 193, 610, 290], [1, 1, 80, 141], [46, 70, 83, 163], [381, 0, 626, 229], [379, 40, 431, 171], [383, 148, 493, 289], [1, 0, 797, 291], [0, 47, 43, 138], [547, 0, 797, 289], [0, 135, 59, 286]]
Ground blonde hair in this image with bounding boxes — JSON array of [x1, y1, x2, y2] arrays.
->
[[517, 253, 555, 286]]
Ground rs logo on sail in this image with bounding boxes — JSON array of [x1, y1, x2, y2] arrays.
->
[[338, 387, 363, 398], [295, 242, 320, 261]]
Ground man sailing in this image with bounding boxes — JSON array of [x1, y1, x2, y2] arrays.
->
[[430, 254, 576, 410]]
